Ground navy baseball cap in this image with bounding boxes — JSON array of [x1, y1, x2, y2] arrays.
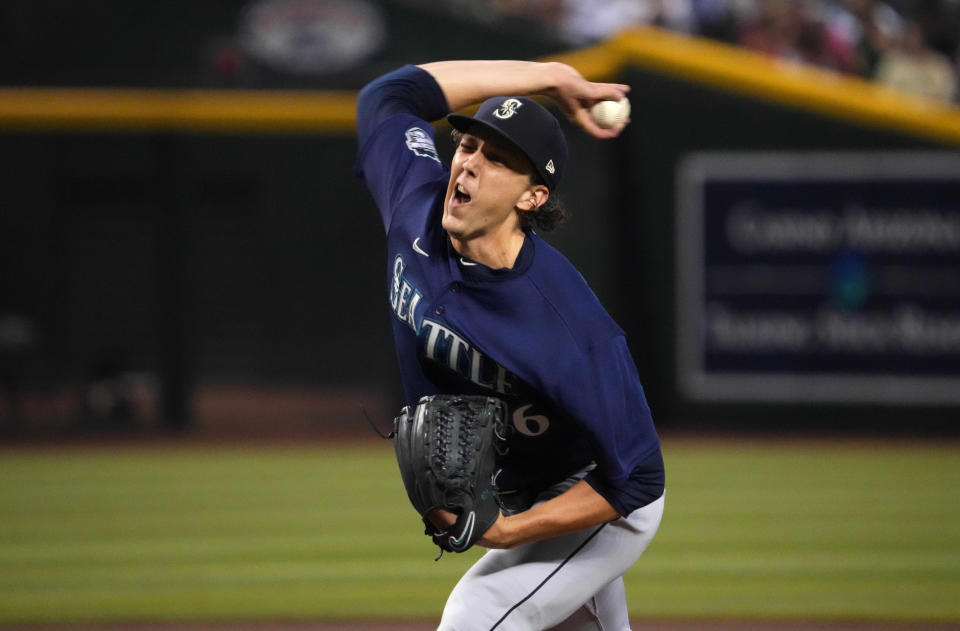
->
[[447, 96, 568, 191]]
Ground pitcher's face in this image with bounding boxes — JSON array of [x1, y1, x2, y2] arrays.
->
[[442, 131, 540, 241]]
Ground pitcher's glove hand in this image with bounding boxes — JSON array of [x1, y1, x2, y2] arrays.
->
[[393, 394, 508, 554]]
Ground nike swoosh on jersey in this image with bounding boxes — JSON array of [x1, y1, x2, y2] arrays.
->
[[412, 237, 429, 257], [459, 257, 478, 266]]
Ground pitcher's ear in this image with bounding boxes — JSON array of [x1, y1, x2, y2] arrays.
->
[[518, 185, 549, 213]]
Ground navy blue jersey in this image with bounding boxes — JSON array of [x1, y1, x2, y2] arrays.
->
[[355, 65, 663, 516]]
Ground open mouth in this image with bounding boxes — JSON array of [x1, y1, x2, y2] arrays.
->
[[451, 183, 471, 206]]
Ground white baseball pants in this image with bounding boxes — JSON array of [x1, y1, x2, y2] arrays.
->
[[437, 491, 665, 630]]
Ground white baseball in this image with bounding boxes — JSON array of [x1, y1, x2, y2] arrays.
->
[[590, 97, 631, 129]]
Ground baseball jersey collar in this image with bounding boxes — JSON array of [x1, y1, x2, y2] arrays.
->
[[446, 231, 535, 283]]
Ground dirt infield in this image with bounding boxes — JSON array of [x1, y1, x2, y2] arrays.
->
[[8, 621, 960, 631]]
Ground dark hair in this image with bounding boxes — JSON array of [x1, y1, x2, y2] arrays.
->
[[451, 129, 569, 232], [522, 173, 569, 232]]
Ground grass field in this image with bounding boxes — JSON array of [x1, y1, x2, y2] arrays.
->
[[1, 438, 958, 625]]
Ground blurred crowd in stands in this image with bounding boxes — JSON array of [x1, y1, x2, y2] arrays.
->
[[413, 0, 960, 103]]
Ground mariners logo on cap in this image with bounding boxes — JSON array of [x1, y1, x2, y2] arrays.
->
[[493, 98, 523, 120]]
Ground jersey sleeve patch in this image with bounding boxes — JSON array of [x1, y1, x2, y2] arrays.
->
[[405, 127, 441, 163]]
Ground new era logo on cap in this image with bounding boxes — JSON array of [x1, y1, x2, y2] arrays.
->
[[447, 96, 569, 191]]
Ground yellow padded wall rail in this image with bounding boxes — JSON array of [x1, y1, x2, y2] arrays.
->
[[0, 26, 958, 145], [0, 87, 358, 133], [606, 27, 960, 147]]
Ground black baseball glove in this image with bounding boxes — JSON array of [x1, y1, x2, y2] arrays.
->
[[393, 394, 508, 554]]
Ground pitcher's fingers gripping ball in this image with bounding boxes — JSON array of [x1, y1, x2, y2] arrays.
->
[[590, 96, 631, 129], [393, 395, 508, 554]]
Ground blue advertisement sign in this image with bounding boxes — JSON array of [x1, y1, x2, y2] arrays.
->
[[676, 152, 960, 404]]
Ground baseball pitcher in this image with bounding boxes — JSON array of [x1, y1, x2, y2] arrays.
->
[[355, 59, 665, 630]]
